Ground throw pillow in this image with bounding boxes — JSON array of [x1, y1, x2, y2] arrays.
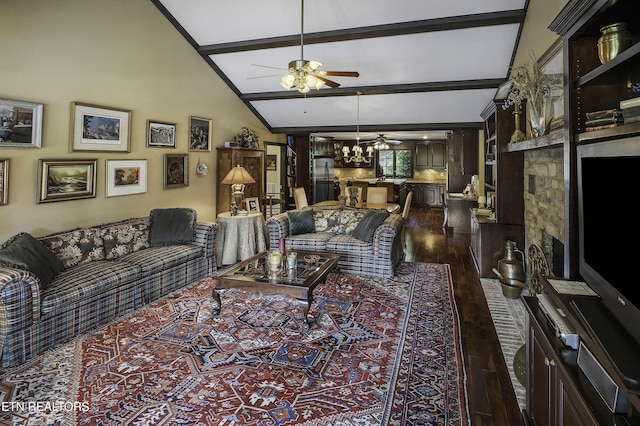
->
[[288, 208, 315, 236], [351, 209, 389, 242], [149, 208, 197, 245], [0, 232, 64, 289]]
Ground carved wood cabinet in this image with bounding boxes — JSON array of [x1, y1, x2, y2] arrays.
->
[[216, 147, 264, 215]]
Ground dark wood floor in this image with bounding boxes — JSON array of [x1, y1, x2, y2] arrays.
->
[[403, 207, 524, 426]]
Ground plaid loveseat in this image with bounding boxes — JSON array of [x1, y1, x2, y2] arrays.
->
[[265, 206, 404, 278], [0, 211, 218, 368]]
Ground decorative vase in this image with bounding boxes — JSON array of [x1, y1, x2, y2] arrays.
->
[[597, 23, 632, 64], [527, 96, 552, 138]]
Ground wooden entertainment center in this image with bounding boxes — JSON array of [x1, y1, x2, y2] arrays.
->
[[524, 278, 640, 425], [522, 0, 640, 424]]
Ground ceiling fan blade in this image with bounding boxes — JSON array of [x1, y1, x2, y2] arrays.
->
[[302, 60, 323, 72], [247, 74, 282, 79], [316, 76, 340, 88], [251, 64, 286, 70], [321, 71, 360, 77]]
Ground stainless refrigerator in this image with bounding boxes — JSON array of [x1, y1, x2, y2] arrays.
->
[[312, 157, 335, 204]]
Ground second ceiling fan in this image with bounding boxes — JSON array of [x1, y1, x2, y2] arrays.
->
[[278, 0, 359, 93]]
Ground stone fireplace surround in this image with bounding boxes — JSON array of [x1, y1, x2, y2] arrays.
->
[[523, 146, 564, 277]]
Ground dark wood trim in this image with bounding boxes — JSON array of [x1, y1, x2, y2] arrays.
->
[[198, 10, 526, 55], [276, 122, 482, 135], [240, 79, 506, 101]]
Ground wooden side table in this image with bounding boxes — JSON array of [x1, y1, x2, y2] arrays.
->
[[215, 212, 267, 266]]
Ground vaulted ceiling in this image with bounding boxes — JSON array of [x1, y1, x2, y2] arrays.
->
[[152, 0, 527, 140]]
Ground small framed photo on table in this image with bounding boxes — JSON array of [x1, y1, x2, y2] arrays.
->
[[246, 197, 260, 212]]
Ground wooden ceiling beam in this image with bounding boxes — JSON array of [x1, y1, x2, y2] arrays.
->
[[239, 78, 506, 101], [198, 10, 525, 55]]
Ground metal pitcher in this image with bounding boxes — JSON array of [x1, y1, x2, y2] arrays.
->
[[497, 240, 526, 283]]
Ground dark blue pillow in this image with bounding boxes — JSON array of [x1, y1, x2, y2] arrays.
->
[[0, 232, 64, 289], [288, 208, 315, 235], [351, 209, 389, 242]]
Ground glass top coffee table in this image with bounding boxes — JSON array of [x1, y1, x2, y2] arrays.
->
[[212, 250, 340, 325]]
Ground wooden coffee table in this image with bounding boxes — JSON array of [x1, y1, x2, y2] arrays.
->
[[212, 250, 340, 325]]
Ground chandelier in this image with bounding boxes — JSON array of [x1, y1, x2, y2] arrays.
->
[[342, 92, 373, 165]]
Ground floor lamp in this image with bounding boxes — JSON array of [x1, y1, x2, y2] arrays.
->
[[221, 165, 256, 216]]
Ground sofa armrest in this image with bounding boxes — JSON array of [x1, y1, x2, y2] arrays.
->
[[194, 221, 218, 259], [265, 213, 290, 249], [372, 213, 405, 257], [0, 267, 41, 354]]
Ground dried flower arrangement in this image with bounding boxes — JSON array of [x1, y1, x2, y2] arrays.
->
[[235, 127, 259, 148], [504, 53, 553, 137]]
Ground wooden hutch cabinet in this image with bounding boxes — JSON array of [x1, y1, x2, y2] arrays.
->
[[216, 147, 264, 215], [470, 100, 525, 277]]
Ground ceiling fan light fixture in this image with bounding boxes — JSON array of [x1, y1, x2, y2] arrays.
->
[[280, 74, 296, 90]]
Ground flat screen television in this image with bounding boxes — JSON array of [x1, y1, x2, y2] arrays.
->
[[577, 137, 640, 348]]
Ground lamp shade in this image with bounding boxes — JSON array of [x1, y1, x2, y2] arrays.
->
[[221, 165, 255, 185]]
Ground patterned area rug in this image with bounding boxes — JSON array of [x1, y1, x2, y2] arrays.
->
[[0, 262, 468, 425]]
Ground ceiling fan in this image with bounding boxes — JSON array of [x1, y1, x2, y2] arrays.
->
[[254, 0, 359, 93], [361, 134, 402, 149]]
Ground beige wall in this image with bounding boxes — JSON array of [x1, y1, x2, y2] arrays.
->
[[0, 0, 284, 242], [513, 0, 568, 66]]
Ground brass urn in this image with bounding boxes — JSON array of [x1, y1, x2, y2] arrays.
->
[[598, 23, 633, 64]]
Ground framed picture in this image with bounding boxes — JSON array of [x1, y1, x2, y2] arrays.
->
[[0, 159, 8, 205], [189, 116, 211, 151], [147, 120, 176, 148], [246, 197, 260, 212], [539, 38, 564, 131], [0, 99, 43, 148], [37, 159, 97, 204], [494, 80, 513, 101], [164, 154, 188, 188], [70, 102, 131, 152], [106, 159, 147, 197], [266, 154, 277, 171]]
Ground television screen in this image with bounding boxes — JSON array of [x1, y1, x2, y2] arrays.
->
[[581, 156, 639, 308], [578, 137, 640, 346]]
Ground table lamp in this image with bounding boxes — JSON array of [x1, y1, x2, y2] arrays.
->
[[221, 165, 255, 215]]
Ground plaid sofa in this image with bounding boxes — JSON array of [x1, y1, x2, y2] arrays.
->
[[0, 215, 218, 368], [265, 206, 404, 278]]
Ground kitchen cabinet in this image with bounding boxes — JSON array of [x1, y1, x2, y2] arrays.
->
[[216, 147, 264, 215], [409, 183, 445, 207], [415, 141, 445, 169]]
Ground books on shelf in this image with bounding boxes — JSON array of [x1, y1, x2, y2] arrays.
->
[[620, 97, 640, 110], [584, 108, 623, 131]]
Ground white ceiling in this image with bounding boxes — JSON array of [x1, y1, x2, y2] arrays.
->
[[153, 0, 527, 139]]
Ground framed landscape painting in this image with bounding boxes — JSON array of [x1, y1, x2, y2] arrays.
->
[[147, 120, 176, 148], [164, 154, 188, 188], [70, 102, 131, 152], [37, 159, 97, 203], [189, 117, 211, 151], [106, 159, 147, 197], [0, 99, 43, 148]]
